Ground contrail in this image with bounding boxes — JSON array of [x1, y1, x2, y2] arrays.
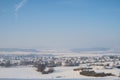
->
[[15, 0, 27, 18]]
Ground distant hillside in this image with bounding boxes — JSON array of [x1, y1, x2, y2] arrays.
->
[[71, 48, 110, 53], [0, 48, 39, 52]]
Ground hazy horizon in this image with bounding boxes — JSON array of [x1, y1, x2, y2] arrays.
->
[[0, 0, 120, 49]]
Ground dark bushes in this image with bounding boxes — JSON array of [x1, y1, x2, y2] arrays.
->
[[36, 64, 54, 74], [42, 67, 54, 74], [73, 68, 81, 71], [47, 67, 54, 73], [36, 64, 46, 72], [80, 70, 115, 77]]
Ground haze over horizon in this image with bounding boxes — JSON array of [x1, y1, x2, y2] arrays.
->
[[0, 0, 120, 49]]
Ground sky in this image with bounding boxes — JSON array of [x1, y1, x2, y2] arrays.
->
[[0, 0, 120, 49]]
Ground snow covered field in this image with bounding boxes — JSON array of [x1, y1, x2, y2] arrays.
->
[[0, 51, 120, 79], [0, 66, 119, 79]]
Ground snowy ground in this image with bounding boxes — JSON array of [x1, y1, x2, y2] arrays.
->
[[0, 66, 119, 79], [0, 52, 120, 79]]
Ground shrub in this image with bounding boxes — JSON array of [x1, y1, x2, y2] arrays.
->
[[41, 67, 54, 74], [36, 64, 46, 72], [42, 71, 49, 74], [48, 67, 54, 73], [73, 68, 81, 71]]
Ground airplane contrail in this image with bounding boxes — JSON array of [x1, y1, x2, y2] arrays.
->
[[15, 0, 27, 18]]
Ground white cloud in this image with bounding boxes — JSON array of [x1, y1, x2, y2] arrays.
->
[[15, 0, 27, 18]]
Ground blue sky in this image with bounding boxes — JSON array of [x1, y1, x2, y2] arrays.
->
[[0, 0, 120, 49]]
